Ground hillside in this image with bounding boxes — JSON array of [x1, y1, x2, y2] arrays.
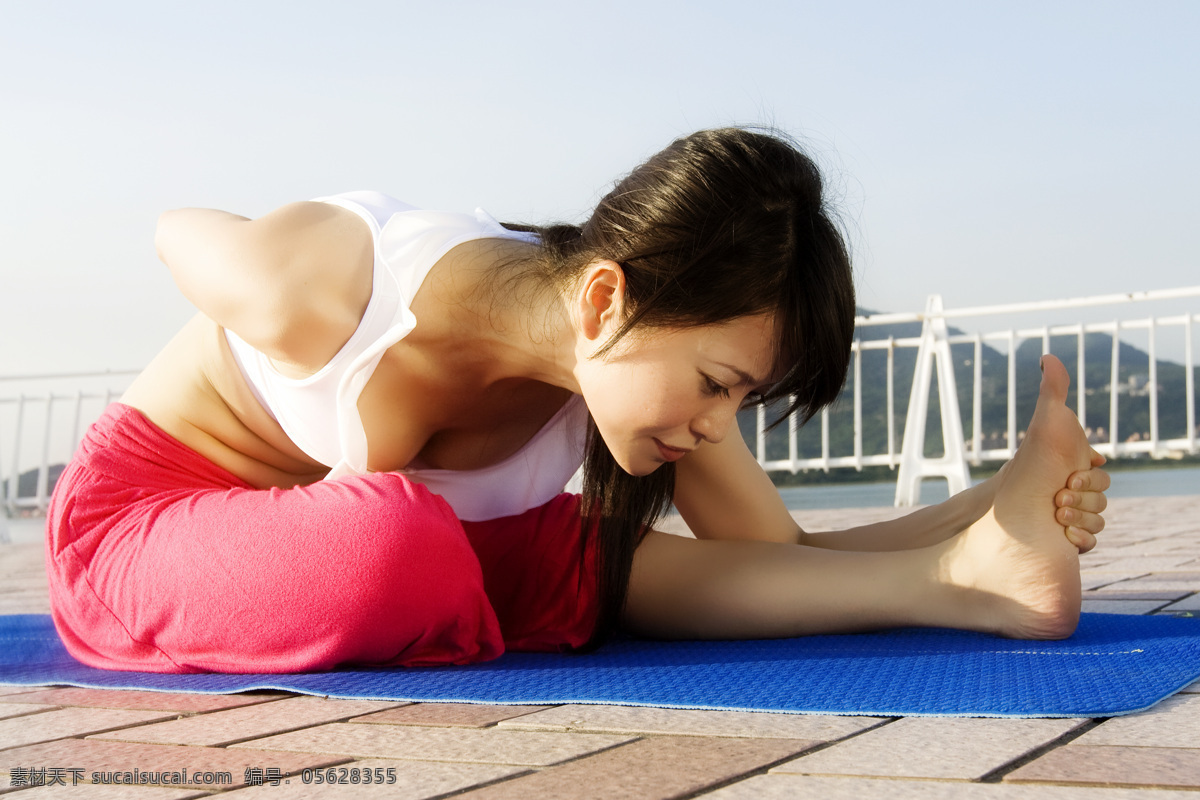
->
[[5, 322, 1197, 501], [740, 310, 1200, 482]]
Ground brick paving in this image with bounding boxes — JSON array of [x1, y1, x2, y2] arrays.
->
[[1, 493, 1198, 798]]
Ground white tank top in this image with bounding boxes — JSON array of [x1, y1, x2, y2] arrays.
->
[[225, 191, 588, 521]]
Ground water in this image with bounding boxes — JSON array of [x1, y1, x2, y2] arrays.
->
[[4, 467, 1198, 544], [777, 465, 1200, 510]]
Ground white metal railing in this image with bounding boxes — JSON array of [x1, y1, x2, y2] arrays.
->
[[1, 371, 139, 517], [753, 286, 1200, 505], [3, 286, 1198, 516]]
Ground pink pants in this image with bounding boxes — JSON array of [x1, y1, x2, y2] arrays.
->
[[45, 404, 599, 673]]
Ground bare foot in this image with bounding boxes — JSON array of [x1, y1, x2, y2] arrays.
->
[[946, 355, 1091, 639]]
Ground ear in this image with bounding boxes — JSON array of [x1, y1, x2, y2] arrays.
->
[[576, 259, 626, 341]]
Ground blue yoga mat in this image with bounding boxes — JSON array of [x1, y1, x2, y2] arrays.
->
[[3, 613, 1199, 718]]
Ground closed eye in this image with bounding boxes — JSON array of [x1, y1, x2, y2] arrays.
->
[[702, 375, 731, 399]]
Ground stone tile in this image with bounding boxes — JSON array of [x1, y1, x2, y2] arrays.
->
[[498, 704, 883, 741], [1076, 694, 1200, 747], [1079, 570, 1148, 584], [771, 717, 1084, 781], [0, 737, 349, 789], [350, 703, 545, 728], [0, 594, 52, 615], [210, 759, 526, 799], [1123, 570, 1200, 582], [0, 783, 206, 799], [455, 735, 809, 799], [1083, 589, 1191, 600], [1080, 575, 1133, 591], [1084, 557, 1200, 573], [1081, 599, 1169, 615], [1104, 539, 1200, 556], [1162, 594, 1200, 612], [0, 707, 176, 750], [0, 544, 45, 571], [0, 703, 57, 720], [1006, 744, 1200, 789], [6, 689, 283, 713], [1109, 577, 1200, 592], [89, 696, 400, 747], [0, 577, 49, 590], [0, 688, 42, 697], [705, 773, 1200, 799], [232, 721, 635, 767]]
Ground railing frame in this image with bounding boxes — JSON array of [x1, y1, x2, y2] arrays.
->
[[3, 286, 1199, 516], [753, 286, 1200, 505], [1, 371, 137, 517]]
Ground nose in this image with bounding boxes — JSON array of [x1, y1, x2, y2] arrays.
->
[[691, 400, 739, 445]]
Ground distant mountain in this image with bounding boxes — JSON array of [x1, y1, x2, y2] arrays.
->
[[2, 464, 66, 505], [6, 317, 1198, 502], [740, 308, 1200, 475]]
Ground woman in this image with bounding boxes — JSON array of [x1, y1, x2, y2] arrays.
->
[[46, 128, 1108, 673]]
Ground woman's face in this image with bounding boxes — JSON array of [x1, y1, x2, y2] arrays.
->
[[575, 313, 778, 475]]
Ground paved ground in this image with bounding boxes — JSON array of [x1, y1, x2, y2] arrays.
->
[[2, 494, 1199, 798]]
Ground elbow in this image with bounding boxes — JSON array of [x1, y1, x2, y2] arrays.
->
[[155, 209, 182, 265]]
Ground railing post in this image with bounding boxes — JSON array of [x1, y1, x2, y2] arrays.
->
[[788, 395, 798, 470], [1110, 323, 1121, 458], [853, 342, 863, 470], [971, 335, 982, 463], [755, 404, 766, 463], [6, 396, 26, 517], [1149, 316, 1159, 453], [886, 337, 896, 467], [36, 394, 54, 514], [1077, 327, 1087, 431], [1187, 314, 1196, 453], [894, 295, 972, 506]]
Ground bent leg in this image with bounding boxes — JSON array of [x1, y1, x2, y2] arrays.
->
[[624, 355, 1091, 641], [461, 494, 600, 653], [47, 405, 504, 673]]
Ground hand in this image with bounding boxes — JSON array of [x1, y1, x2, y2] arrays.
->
[[1054, 449, 1109, 553]]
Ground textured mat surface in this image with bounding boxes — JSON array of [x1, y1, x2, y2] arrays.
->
[[3, 613, 1199, 717]]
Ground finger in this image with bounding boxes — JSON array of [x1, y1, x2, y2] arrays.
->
[[1055, 488, 1107, 514], [1089, 448, 1107, 468], [1065, 526, 1098, 554], [1068, 467, 1111, 493], [1056, 506, 1106, 535]]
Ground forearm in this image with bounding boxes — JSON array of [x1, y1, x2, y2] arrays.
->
[[799, 476, 995, 551]]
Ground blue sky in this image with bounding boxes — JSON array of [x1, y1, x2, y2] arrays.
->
[[2, 0, 1197, 375]]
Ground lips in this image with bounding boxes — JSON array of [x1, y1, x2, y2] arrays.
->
[[654, 439, 692, 462]]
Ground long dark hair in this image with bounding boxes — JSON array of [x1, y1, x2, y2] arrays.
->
[[506, 127, 856, 648]]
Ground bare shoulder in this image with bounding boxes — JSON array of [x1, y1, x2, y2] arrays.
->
[[673, 429, 800, 543], [158, 201, 374, 373]]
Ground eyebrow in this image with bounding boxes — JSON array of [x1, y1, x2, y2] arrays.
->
[[712, 361, 769, 389]]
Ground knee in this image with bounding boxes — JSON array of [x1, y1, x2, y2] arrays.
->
[[325, 473, 475, 576], [301, 474, 503, 665]]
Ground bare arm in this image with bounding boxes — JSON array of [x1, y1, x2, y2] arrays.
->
[[803, 449, 1109, 552], [673, 427, 1109, 553], [672, 431, 987, 549], [156, 201, 373, 374], [673, 432, 802, 544]]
